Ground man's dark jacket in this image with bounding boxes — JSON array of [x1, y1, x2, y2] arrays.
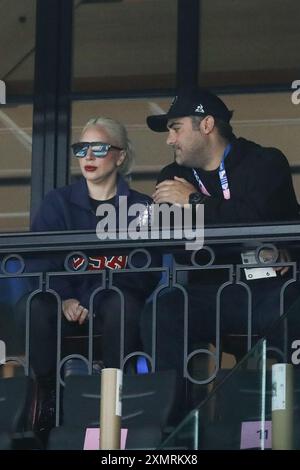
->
[[158, 137, 299, 224]]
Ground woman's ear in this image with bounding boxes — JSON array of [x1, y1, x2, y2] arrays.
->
[[116, 150, 126, 167]]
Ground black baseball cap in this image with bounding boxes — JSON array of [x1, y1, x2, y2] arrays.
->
[[147, 88, 233, 132]]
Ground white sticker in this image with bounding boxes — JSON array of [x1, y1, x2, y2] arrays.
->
[[115, 369, 123, 417], [272, 364, 287, 411], [0, 340, 5, 365], [0, 80, 6, 105], [241, 251, 277, 280], [240, 421, 272, 449]]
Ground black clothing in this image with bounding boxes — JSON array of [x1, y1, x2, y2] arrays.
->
[[29, 175, 159, 306], [158, 137, 299, 224], [89, 195, 116, 214], [17, 291, 144, 376], [141, 136, 300, 422], [159, 137, 300, 284], [17, 175, 160, 376]]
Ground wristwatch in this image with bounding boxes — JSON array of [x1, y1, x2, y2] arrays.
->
[[188, 192, 207, 205]]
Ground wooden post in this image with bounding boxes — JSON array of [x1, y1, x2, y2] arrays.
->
[[272, 363, 294, 450], [100, 368, 122, 450]]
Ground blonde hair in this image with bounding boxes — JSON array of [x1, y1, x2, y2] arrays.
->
[[81, 117, 135, 176]]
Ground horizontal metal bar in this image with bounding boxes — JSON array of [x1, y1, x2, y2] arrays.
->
[[4, 83, 294, 106], [1, 163, 300, 188], [1, 223, 300, 253]]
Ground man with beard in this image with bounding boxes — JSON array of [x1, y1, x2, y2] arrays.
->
[[141, 88, 300, 422]]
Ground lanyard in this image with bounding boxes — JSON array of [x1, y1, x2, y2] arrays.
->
[[192, 144, 232, 200]]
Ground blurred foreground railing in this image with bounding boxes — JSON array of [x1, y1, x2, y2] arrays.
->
[[1, 223, 300, 425]]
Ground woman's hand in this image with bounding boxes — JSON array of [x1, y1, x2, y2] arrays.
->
[[62, 298, 89, 324]]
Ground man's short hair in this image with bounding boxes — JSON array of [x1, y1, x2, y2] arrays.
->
[[191, 115, 235, 141]]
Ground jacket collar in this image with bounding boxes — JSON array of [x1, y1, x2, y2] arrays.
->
[[218, 136, 239, 170], [69, 174, 130, 211]]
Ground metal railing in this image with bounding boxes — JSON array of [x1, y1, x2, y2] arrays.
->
[[1, 223, 300, 425]]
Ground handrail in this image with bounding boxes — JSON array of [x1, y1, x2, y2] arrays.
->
[[1, 223, 300, 253]]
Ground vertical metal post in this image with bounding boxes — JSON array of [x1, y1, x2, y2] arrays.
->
[[176, 0, 200, 93], [30, 0, 73, 221], [272, 363, 294, 449]]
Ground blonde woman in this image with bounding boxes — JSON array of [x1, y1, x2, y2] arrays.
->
[[18, 117, 159, 432]]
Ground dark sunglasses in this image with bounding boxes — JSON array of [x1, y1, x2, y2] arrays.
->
[[71, 141, 122, 158]]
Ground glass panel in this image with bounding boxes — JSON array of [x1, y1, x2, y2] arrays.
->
[[0, 0, 36, 95], [161, 289, 300, 450], [71, 98, 174, 196], [72, 0, 177, 93], [199, 0, 300, 87], [72, 92, 300, 203], [0, 104, 33, 232], [263, 295, 300, 450], [160, 339, 267, 450]]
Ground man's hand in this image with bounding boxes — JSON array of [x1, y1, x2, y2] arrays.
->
[[259, 248, 291, 276], [62, 298, 89, 325], [274, 248, 291, 276], [152, 177, 197, 205]]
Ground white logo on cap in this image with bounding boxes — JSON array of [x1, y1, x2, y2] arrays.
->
[[195, 104, 204, 113], [171, 96, 178, 108]]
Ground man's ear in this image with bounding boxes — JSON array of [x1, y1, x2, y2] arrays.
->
[[200, 115, 215, 135]]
